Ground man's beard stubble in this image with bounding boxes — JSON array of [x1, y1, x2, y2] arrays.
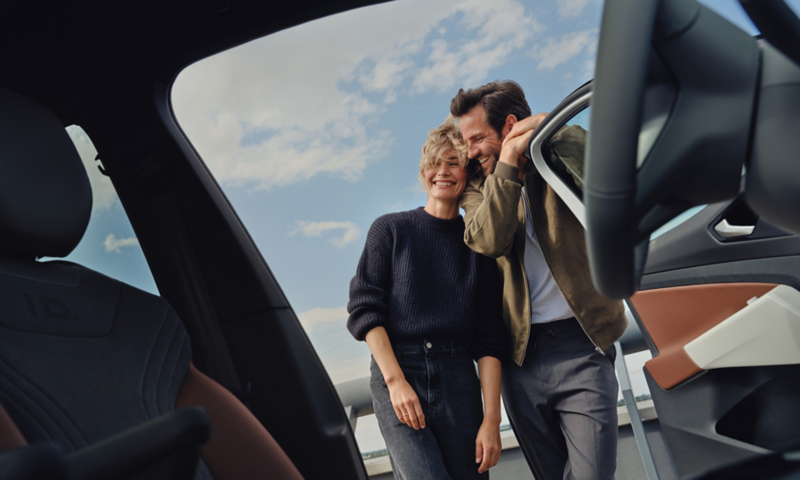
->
[[468, 148, 500, 179], [485, 148, 501, 176]]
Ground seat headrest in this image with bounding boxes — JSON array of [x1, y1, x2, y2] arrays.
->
[[0, 87, 92, 259]]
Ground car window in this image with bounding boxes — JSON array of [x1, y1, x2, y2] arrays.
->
[[170, 0, 656, 461], [541, 106, 706, 241], [649, 205, 706, 240], [697, 0, 800, 36], [542, 107, 590, 200], [44, 126, 158, 295]]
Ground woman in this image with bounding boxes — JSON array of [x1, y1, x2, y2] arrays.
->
[[347, 117, 508, 479]]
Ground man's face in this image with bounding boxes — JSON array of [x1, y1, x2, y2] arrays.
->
[[459, 104, 504, 177]]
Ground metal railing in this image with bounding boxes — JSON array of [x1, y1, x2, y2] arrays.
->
[[616, 310, 661, 480], [335, 376, 374, 431]]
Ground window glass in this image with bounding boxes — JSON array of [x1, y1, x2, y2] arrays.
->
[[542, 107, 590, 200], [169, 0, 767, 460], [697, 0, 800, 35], [649, 205, 706, 240], [543, 106, 706, 242], [172, 1, 608, 457], [46, 126, 158, 295]]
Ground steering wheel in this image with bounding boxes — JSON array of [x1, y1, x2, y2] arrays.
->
[[585, 0, 760, 299]]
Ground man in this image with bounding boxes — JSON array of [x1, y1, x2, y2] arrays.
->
[[451, 80, 627, 480]]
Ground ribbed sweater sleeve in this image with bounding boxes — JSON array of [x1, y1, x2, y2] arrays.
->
[[470, 256, 509, 362], [347, 217, 393, 341]]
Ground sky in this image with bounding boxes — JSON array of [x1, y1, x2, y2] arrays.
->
[[62, 0, 800, 455], [170, 0, 609, 391]]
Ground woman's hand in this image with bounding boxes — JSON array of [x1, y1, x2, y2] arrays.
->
[[475, 418, 502, 474], [387, 378, 426, 430], [365, 327, 425, 430]]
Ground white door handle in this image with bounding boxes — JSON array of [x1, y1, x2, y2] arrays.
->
[[715, 219, 755, 238]]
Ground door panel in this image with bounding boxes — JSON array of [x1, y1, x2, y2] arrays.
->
[[530, 84, 800, 478], [630, 283, 777, 390], [635, 254, 800, 478]]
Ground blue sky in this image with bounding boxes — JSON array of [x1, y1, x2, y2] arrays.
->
[[170, 0, 608, 387], [63, 0, 799, 454]]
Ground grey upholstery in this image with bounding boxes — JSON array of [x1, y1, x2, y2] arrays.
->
[[0, 87, 212, 479], [0, 87, 91, 259], [0, 258, 191, 449]]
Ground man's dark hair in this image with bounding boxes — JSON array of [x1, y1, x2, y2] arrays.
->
[[450, 81, 532, 136]]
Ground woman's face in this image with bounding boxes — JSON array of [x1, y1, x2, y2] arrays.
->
[[424, 150, 467, 203]]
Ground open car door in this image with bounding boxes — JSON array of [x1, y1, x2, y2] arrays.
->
[[528, 81, 800, 478]]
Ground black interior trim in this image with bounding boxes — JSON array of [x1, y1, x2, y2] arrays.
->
[[641, 255, 800, 291], [624, 299, 659, 357], [740, 0, 800, 68], [645, 203, 800, 275]]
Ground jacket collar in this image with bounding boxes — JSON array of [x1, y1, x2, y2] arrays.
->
[[469, 174, 485, 191]]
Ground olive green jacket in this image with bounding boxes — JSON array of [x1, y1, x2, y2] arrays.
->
[[460, 161, 627, 366]]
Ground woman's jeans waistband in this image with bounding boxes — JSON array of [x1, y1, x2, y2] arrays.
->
[[390, 339, 471, 360]]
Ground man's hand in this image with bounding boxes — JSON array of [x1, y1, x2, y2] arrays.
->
[[387, 378, 426, 430], [475, 418, 502, 474], [503, 112, 548, 147], [498, 129, 534, 170], [498, 112, 549, 174]]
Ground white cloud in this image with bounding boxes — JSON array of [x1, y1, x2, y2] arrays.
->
[[66, 126, 117, 213], [297, 306, 372, 384], [530, 29, 598, 70], [324, 350, 372, 385], [171, 0, 539, 190], [172, 0, 457, 191], [103, 234, 140, 253], [357, 39, 423, 97], [583, 57, 597, 78], [412, 0, 540, 94], [557, 0, 595, 19], [292, 221, 361, 247], [298, 306, 349, 334]]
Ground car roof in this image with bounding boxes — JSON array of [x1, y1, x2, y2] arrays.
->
[[1, 0, 387, 124]]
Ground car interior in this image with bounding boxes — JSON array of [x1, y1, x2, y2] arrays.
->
[[528, 1, 800, 478], [0, 0, 386, 478], [1, 0, 800, 479]]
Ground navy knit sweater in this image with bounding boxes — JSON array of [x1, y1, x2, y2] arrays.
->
[[347, 207, 508, 361]]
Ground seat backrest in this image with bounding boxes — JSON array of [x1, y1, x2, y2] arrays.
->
[[0, 257, 194, 449], [0, 86, 302, 479]]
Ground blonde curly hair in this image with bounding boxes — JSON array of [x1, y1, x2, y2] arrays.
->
[[418, 116, 469, 191]]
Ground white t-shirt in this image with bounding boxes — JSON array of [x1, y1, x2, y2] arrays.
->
[[521, 187, 574, 324]]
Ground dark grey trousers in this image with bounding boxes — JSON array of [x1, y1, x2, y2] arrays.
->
[[503, 318, 618, 480]]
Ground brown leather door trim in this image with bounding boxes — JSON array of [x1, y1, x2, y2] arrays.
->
[[645, 349, 703, 390], [631, 283, 777, 390], [176, 363, 304, 480], [0, 403, 26, 450]]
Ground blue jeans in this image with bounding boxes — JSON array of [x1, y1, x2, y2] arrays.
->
[[370, 340, 489, 480]]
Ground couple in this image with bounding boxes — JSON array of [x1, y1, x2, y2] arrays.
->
[[347, 81, 627, 480]]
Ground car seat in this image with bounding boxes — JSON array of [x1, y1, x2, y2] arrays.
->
[[0, 86, 303, 480]]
